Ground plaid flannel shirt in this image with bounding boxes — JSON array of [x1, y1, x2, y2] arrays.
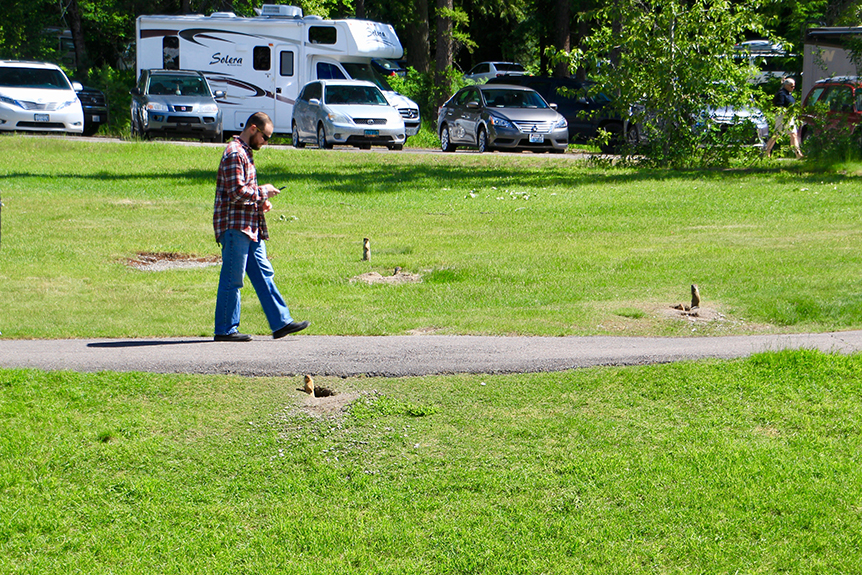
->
[[213, 136, 269, 243]]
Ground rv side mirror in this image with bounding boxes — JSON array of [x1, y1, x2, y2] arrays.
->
[[309, 98, 321, 106], [213, 90, 226, 99], [130, 87, 142, 96]]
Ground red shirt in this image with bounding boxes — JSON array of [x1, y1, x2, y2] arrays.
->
[[213, 136, 270, 243]]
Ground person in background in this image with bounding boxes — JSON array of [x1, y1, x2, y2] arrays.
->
[[213, 111, 309, 341], [765, 78, 803, 159]]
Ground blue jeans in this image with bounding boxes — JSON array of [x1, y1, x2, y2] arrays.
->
[[215, 229, 293, 335]]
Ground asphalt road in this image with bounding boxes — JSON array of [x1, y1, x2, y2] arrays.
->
[[2, 331, 861, 378]]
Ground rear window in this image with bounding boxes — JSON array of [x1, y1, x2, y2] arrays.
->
[[0, 67, 71, 89], [496, 63, 525, 73]]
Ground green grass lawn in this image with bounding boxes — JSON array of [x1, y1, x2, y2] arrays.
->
[[2, 136, 862, 573], [1, 136, 860, 338], [2, 349, 861, 574]]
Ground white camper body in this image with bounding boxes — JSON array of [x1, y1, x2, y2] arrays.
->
[[135, 5, 420, 136], [802, 27, 862, 98]]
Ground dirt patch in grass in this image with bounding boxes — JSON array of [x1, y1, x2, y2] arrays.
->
[[350, 268, 422, 285], [125, 251, 220, 272]]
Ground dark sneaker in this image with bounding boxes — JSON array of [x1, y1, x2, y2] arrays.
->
[[214, 332, 252, 342], [273, 320, 309, 339]]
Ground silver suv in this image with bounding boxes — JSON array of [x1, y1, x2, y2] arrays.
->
[[130, 69, 224, 142]]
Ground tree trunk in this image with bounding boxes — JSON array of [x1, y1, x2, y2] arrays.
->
[[356, 0, 366, 19], [553, 0, 571, 77], [435, 0, 454, 106], [64, 0, 88, 72], [403, 0, 430, 73]]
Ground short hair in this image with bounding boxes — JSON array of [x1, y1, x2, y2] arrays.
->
[[783, 78, 796, 88], [246, 112, 272, 131]]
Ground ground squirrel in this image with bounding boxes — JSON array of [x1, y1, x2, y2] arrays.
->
[[303, 374, 314, 394], [691, 284, 701, 309]]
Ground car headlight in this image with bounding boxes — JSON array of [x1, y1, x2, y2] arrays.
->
[[326, 110, 351, 124], [554, 117, 568, 129], [490, 115, 514, 129], [199, 103, 219, 114], [0, 94, 22, 108], [57, 98, 79, 110], [145, 102, 168, 112]]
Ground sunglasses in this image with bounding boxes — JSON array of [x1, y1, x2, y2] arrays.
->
[[256, 125, 271, 142]]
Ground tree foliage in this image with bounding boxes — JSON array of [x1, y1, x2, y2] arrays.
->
[[556, 0, 770, 167]]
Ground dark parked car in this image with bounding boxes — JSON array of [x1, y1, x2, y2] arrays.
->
[[130, 69, 224, 142], [486, 75, 631, 151], [437, 84, 568, 153], [75, 84, 108, 136], [800, 76, 862, 142]]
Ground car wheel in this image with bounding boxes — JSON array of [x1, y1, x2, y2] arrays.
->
[[440, 125, 457, 152], [210, 129, 223, 144], [130, 122, 138, 139], [477, 128, 488, 153], [292, 122, 305, 148], [358, 143, 372, 150], [317, 124, 331, 149], [387, 143, 403, 151]]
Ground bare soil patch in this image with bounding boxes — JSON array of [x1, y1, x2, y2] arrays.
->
[[350, 268, 422, 285], [125, 251, 220, 272]]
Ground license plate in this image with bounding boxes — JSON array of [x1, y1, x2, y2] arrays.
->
[[364, 129, 379, 137], [529, 133, 544, 143], [34, 114, 50, 122]]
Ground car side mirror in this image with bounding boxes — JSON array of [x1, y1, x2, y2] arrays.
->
[[130, 87, 142, 96], [72, 82, 83, 91], [550, 103, 558, 110], [213, 90, 226, 99], [309, 98, 321, 106], [466, 101, 480, 109]]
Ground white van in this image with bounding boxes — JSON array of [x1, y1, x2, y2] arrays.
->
[[135, 5, 420, 138]]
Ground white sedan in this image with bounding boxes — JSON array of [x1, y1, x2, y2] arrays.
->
[[291, 79, 407, 150]]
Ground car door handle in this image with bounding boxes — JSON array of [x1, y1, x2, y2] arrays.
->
[[276, 88, 282, 94]]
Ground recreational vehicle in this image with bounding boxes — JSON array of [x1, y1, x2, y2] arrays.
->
[[135, 5, 421, 138], [803, 27, 862, 98]]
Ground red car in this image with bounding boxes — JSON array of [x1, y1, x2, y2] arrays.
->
[[800, 76, 862, 142]]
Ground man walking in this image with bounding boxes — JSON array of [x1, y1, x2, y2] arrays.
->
[[213, 112, 308, 341]]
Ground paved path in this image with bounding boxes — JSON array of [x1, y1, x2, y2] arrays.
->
[[2, 331, 862, 378]]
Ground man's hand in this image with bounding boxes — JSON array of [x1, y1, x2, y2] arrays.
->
[[262, 199, 273, 213], [261, 183, 280, 197]]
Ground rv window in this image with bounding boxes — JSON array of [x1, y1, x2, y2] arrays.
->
[[253, 47, 271, 71], [309, 26, 337, 45], [280, 51, 294, 76], [163, 36, 179, 70], [317, 62, 347, 80]]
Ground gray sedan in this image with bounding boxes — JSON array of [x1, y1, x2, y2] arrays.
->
[[437, 84, 569, 153]]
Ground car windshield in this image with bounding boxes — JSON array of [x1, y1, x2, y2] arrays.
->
[[482, 89, 548, 109], [0, 67, 71, 90], [324, 85, 387, 106], [148, 76, 210, 96], [341, 62, 394, 92]]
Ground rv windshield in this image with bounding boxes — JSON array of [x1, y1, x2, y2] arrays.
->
[[341, 62, 394, 92]]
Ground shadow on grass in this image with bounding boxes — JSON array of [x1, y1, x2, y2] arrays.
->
[[7, 152, 856, 196]]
